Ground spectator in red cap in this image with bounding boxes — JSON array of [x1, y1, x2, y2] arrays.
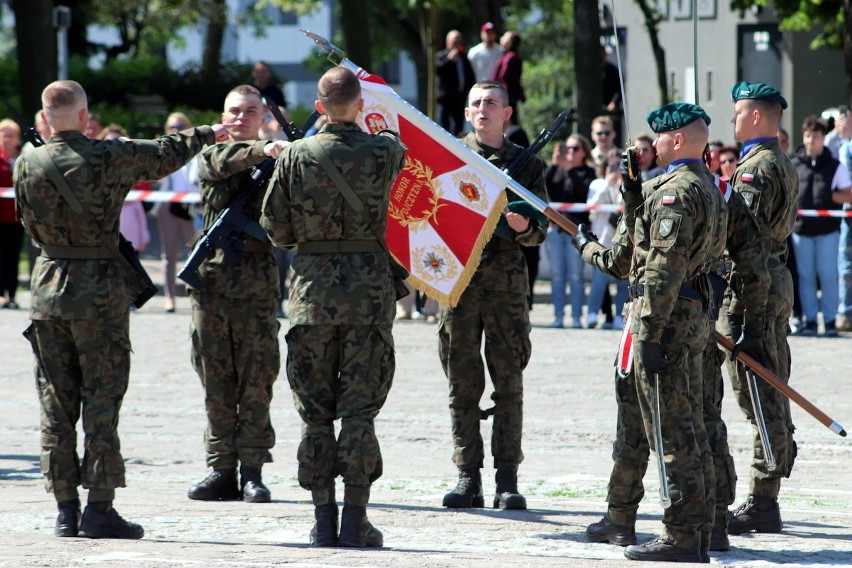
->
[[468, 22, 503, 83]]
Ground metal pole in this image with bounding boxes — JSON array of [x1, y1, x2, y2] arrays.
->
[[53, 6, 72, 81]]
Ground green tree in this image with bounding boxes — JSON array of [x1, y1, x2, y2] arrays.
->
[[730, 0, 850, 104]]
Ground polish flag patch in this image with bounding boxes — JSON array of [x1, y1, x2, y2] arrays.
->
[[661, 195, 677, 205], [741, 172, 755, 183]]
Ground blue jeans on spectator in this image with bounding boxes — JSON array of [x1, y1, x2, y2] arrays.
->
[[838, 220, 852, 319], [793, 231, 840, 324], [588, 269, 629, 322], [545, 226, 584, 321]]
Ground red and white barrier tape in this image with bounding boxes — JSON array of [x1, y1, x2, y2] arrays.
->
[[1, 189, 851, 217]]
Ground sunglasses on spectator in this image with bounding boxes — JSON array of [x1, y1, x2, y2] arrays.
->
[[167, 123, 187, 130], [564, 145, 582, 152], [594, 130, 613, 136], [720, 158, 736, 164]]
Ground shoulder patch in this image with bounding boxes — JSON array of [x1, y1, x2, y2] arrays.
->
[[659, 218, 674, 237], [741, 172, 754, 183], [661, 195, 677, 206]]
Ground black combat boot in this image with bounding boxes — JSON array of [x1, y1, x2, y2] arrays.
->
[[55, 499, 81, 537], [727, 495, 782, 534], [710, 521, 730, 551], [187, 468, 241, 501], [699, 530, 710, 563], [239, 465, 271, 503], [493, 468, 527, 510], [442, 468, 484, 508], [79, 501, 144, 539], [624, 537, 702, 563], [586, 515, 637, 546], [309, 503, 339, 547], [337, 505, 383, 547]]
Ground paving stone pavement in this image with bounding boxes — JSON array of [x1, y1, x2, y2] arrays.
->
[[1, 271, 851, 567]]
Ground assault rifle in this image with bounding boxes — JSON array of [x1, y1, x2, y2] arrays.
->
[[504, 108, 574, 179], [177, 103, 316, 290], [7, 101, 159, 308]]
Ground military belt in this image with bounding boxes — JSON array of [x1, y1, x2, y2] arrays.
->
[[39, 244, 113, 259], [297, 240, 384, 254], [627, 282, 702, 302], [484, 238, 519, 252], [234, 240, 273, 254]]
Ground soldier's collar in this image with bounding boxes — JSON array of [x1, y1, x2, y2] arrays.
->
[[664, 158, 703, 174], [740, 137, 777, 158]]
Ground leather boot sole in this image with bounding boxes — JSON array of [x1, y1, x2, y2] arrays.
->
[[442, 494, 484, 508]]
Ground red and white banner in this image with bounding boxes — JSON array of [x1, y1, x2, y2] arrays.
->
[[347, 62, 513, 307]]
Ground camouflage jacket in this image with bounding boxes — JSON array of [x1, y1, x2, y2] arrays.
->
[[195, 140, 279, 300], [632, 161, 727, 343], [461, 132, 547, 295], [722, 188, 769, 328], [14, 128, 215, 319], [730, 139, 798, 262], [260, 122, 406, 325]]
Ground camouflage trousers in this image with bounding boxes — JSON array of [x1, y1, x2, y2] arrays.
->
[[24, 315, 131, 503], [632, 296, 713, 552], [721, 266, 796, 498], [702, 319, 737, 527], [286, 323, 395, 506], [438, 287, 531, 470], [190, 292, 280, 470]]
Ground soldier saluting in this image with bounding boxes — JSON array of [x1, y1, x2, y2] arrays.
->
[[14, 80, 229, 539]]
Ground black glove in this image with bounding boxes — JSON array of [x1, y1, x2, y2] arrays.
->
[[727, 313, 744, 345], [571, 223, 598, 254], [731, 325, 769, 367], [620, 147, 642, 196], [638, 340, 668, 375]]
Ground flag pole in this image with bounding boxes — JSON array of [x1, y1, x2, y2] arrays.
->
[[300, 29, 581, 237]]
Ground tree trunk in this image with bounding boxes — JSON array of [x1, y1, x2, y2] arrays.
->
[[340, 0, 372, 72], [845, 0, 852, 107], [12, 0, 58, 120], [574, 0, 602, 137], [635, 0, 668, 107], [201, 0, 227, 89]]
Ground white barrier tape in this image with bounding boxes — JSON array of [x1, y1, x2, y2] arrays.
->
[[1, 188, 851, 217], [1, 187, 200, 203]]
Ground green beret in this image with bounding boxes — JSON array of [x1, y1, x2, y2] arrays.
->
[[498, 200, 549, 227], [645, 102, 711, 133], [730, 81, 788, 109]]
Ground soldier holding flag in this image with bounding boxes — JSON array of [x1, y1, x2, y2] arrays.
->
[[439, 80, 547, 512]]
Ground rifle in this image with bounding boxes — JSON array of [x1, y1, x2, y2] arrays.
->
[[3, 100, 46, 147], [177, 103, 310, 290], [10, 101, 159, 308], [503, 108, 574, 179]]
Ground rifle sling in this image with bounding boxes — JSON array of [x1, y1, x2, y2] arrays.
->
[[303, 136, 387, 251], [25, 147, 146, 285]]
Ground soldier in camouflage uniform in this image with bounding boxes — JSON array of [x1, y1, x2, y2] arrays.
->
[[723, 82, 799, 535], [439, 81, 547, 512], [14, 80, 227, 539], [260, 67, 406, 547], [186, 85, 289, 504], [577, 103, 727, 563]]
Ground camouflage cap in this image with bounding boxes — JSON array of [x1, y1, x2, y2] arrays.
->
[[646, 102, 711, 133], [730, 81, 788, 109]]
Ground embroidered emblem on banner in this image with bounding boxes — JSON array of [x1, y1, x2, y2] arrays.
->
[[360, 102, 397, 133], [412, 246, 459, 282], [388, 158, 445, 230], [659, 218, 674, 237], [451, 170, 489, 213]]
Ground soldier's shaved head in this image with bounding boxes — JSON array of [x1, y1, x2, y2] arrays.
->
[[41, 80, 88, 132], [317, 67, 361, 119]]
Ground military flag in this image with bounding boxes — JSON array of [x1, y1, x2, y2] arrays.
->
[[351, 68, 513, 307]]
